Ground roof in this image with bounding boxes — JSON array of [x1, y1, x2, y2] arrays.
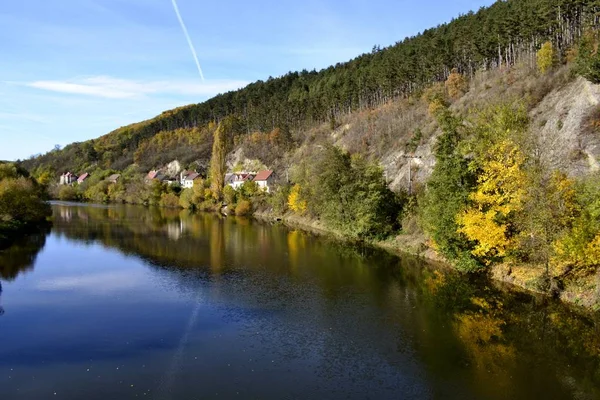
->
[[77, 173, 89, 182], [185, 172, 201, 181], [253, 170, 273, 182], [225, 173, 234, 183], [107, 174, 120, 182], [147, 170, 160, 180], [232, 173, 255, 182]]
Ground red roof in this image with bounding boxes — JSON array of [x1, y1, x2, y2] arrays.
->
[[253, 170, 273, 182], [186, 172, 201, 181], [147, 170, 159, 180]]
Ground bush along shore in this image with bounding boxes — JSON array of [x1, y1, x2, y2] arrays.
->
[[0, 163, 52, 249]]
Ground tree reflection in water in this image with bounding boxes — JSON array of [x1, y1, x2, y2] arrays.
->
[[42, 204, 600, 398], [0, 227, 50, 316], [0, 228, 49, 281], [0, 281, 4, 316]]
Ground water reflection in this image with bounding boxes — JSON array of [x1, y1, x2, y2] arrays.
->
[[0, 228, 49, 281], [0, 282, 4, 316], [1, 203, 598, 399]]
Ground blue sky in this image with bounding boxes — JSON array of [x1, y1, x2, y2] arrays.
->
[[0, 0, 495, 161]]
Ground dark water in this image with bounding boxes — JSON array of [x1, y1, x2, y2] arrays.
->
[[0, 203, 599, 400]]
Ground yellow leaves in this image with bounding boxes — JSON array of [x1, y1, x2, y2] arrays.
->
[[586, 234, 600, 265], [424, 270, 446, 295], [459, 209, 510, 260], [288, 184, 307, 214], [457, 140, 526, 264], [537, 41, 555, 74]]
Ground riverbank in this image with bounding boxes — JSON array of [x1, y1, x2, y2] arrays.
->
[[254, 210, 600, 314]]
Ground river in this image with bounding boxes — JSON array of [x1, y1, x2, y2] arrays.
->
[[0, 203, 599, 399]]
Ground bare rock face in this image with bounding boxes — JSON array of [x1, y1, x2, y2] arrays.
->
[[529, 77, 600, 177], [381, 76, 600, 192], [165, 160, 182, 177]]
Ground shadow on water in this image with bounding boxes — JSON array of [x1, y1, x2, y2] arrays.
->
[[7, 203, 598, 399], [0, 227, 49, 281]]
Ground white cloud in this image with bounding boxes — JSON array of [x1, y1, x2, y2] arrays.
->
[[22, 76, 249, 99]]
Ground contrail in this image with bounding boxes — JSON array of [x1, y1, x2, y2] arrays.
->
[[171, 0, 205, 81], [155, 293, 203, 400]]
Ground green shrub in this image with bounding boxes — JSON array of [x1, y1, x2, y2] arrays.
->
[[58, 185, 78, 201]]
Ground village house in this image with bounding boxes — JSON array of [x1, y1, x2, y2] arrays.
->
[[77, 173, 90, 184], [180, 171, 202, 189], [106, 174, 121, 184], [253, 170, 274, 193], [59, 172, 78, 185], [228, 173, 255, 190]]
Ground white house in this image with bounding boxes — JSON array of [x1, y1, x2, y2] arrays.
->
[[253, 170, 274, 192], [59, 172, 78, 185], [228, 173, 255, 190], [181, 172, 201, 189]]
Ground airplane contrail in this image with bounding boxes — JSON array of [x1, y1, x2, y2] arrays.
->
[[171, 0, 205, 81]]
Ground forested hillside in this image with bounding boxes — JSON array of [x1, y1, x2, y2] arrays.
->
[[21, 0, 600, 174], [16, 0, 600, 309]]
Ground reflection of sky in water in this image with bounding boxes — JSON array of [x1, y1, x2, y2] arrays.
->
[[0, 226, 433, 399]]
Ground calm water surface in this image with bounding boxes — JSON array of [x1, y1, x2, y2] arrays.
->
[[0, 203, 599, 399]]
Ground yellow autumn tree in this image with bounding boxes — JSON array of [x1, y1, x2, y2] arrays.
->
[[457, 140, 527, 263], [445, 68, 468, 99], [537, 41, 555, 74], [288, 184, 307, 214]]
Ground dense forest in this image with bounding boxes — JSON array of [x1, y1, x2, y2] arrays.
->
[[21, 0, 600, 174]]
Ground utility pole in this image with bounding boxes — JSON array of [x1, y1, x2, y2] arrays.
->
[[402, 154, 422, 195]]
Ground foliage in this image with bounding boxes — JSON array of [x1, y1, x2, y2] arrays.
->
[[537, 41, 555, 74], [421, 109, 479, 271], [159, 193, 181, 209], [457, 140, 527, 264], [234, 200, 252, 216], [58, 185, 78, 201], [209, 119, 235, 201], [575, 31, 600, 84], [0, 164, 51, 242], [239, 181, 260, 200], [269, 184, 291, 214], [22, 0, 596, 174], [445, 68, 468, 99], [223, 185, 237, 206], [422, 83, 449, 116], [288, 184, 307, 214], [300, 145, 402, 240], [553, 173, 600, 269]]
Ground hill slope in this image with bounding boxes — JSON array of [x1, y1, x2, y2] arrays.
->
[[21, 0, 600, 177]]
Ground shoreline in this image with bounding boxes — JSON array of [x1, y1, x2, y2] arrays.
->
[[45, 201, 599, 314], [253, 210, 600, 315]]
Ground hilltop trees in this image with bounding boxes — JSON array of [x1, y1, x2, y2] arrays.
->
[[21, 0, 600, 174]]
